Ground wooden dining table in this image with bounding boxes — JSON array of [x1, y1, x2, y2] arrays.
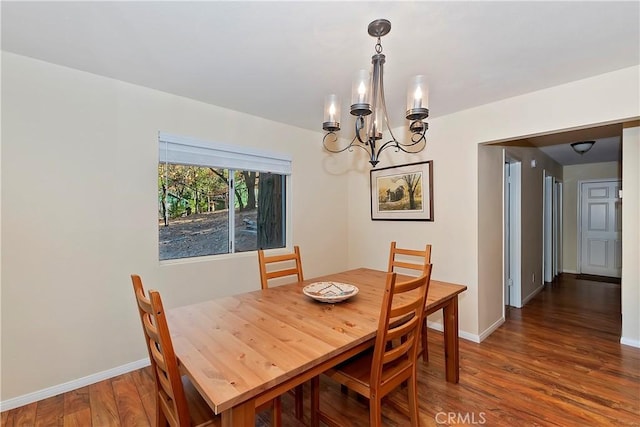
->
[[167, 267, 467, 426]]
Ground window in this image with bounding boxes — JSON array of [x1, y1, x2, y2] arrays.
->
[[158, 132, 291, 261]]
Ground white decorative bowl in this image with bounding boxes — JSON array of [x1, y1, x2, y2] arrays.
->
[[303, 282, 359, 303]]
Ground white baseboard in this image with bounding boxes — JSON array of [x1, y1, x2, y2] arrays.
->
[[0, 358, 150, 412], [562, 269, 579, 274], [459, 329, 481, 343], [478, 317, 505, 342], [522, 284, 544, 306], [620, 337, 640, 348], [426, 320, 481, 344]]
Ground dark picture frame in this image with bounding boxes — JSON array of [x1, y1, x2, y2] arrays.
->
[[370, 160, 433, 221]]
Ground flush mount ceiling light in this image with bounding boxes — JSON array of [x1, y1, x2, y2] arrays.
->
[[570, 140, 595, 155], [322, 19, 428, 167]]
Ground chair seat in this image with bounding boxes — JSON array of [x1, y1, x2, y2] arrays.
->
[[327, 349, 412, 399]]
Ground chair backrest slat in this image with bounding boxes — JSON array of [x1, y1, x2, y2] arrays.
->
[[258, 246, 304, 289], [387, 241, 432, 275]]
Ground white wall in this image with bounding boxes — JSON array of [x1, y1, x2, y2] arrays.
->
[[621, 125, 640, 347], [347, 65, 640, 342], [0, 52, 349, 402], [561, 161, 621, 273]]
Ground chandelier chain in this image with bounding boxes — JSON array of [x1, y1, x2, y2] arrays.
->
[[375, 38, 383, 54]]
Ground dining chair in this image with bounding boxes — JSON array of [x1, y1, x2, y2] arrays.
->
[[257, 245, 304, 289], [387, 241, 432, 363], [256, 247, 305, 419], [310, 266, 432, 427], [131, 275, 281, 427]]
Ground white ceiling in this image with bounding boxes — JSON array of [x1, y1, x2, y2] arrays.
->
[[2, 1, 639, 163], [538, 137, 621, 166]]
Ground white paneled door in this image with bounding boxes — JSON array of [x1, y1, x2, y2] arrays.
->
[[579, 180, 622, 278]]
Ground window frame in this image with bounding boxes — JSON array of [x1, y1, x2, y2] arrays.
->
[[158, 132, 292, 263]]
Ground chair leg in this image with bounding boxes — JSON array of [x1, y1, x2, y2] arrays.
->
[[271, 396, 282, 426], [407, 374, 420, 427], [310, 376, 320, 427], [294, 384, 304, 420], [422, 318, 429, 363], [369, 395, 383, 427], [156, 404, 167, 427]]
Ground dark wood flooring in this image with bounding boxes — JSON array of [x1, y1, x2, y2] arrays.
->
[[2, 273, 638, 426]]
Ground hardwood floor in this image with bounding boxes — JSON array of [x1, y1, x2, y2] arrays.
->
[[2, 273, 638, 426]]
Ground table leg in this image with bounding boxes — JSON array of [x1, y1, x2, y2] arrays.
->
[[294, 384, 304, 419], [311, 376, 320, 427], [442, 297, 460, 383], [221, 400, 255, 427]]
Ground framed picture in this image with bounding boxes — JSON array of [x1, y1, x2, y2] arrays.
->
[[370, 160, 433, 221]]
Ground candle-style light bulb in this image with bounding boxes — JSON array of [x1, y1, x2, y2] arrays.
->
[[329, 103, 336, 122], [358, 81, 367, 103], [413, 86, 422, 108]]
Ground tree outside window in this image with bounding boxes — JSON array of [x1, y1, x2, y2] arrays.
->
[[158, 164, 285, 261]]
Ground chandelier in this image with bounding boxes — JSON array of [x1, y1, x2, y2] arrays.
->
[[322, 19, 429, 167]]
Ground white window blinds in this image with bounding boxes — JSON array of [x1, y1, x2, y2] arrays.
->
[[159, 132, 292, 175]]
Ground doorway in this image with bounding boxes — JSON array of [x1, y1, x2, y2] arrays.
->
[[543, 172, 563, 283], [504, 155, 522, 309]]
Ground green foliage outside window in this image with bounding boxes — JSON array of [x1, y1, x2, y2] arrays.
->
[[158, 164, 284, 260]]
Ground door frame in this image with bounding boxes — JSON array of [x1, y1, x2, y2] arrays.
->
[[543, 173, 553, 283], [504, 152, 522, 309], [543, 172, 563, 283], [577, 178, 622, 276], [555, 181, 563, 276]]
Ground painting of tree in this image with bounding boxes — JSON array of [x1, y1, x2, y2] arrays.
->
[[375, 172, 423, 211], [370, 161, 433, 221]]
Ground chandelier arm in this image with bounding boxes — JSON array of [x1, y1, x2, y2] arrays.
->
[[354, 116, 368, 145], [410, 127, 428, 144], [374, 129, 426, 159], [395, 138, 426, 153], [374, 139, 403, 158], [395, 134, 426, 152], [323, 132, 358, 154], [352, 141, 376, 156], [394, 129, 427, 148]]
